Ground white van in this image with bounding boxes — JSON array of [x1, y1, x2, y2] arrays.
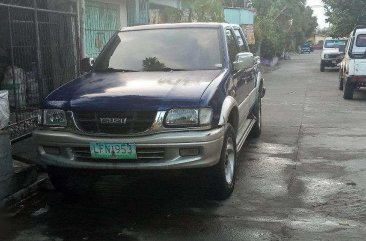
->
[[339, 26, 366, 99]]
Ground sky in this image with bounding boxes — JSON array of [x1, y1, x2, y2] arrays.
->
[[306, 0, 328, 29]]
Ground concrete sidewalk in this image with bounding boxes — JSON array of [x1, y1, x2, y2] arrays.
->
[[1, 132, 44, 208]]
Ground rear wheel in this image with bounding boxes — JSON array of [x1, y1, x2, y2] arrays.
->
[[206, 124, 237, 200], [250, 95, 262, 138], [343, 79, 354, 100], [48, 167, 98, 195]]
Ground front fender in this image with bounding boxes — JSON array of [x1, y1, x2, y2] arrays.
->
[[218, 96, 238, 126]]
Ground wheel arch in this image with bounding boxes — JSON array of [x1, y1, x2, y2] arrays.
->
[[218, 96, 239, 132]]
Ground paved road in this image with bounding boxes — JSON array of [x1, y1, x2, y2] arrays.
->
[[2, 51, 366, 241]]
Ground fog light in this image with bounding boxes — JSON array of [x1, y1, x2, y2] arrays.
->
[[179, 148, 200, 157], [43, 146, 60, 155]]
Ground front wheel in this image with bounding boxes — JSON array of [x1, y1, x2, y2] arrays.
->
[[320, 62, 325, 72], [339, 72, 344, 90], [206, 124, 237, 200], [343, 79, 354, 100]]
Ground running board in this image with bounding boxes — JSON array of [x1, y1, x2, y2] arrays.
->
[[236, 118, 256, 152]]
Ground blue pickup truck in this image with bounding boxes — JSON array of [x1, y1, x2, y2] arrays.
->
[[34, 23, 265, 200]]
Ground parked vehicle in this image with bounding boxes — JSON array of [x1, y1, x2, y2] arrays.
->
[[33, 23, 265, 200], [339, 26, 366, 99], [313, 43, 323, 50], [320, 37, 348, 72], [301, 43, 311, 54]]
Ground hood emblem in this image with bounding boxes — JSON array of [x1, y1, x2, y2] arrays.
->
[[100, 118, 128, 125]]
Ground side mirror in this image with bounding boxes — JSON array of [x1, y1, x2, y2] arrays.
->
[[233, 52, 253, 72], [81, 57, 95, 72]]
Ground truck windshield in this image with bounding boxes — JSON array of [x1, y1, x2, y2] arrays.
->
[[324, 39, 347, 48], [94, 28, 222, 72]]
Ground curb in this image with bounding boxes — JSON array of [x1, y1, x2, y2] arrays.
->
[[0, 174, 48, 208]]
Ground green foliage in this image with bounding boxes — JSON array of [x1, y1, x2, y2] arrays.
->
[[253, 0, 318, 58], [143, 57, 166, 71], [190, 0, 225, 22], [323, 0, 366, 37], [161, 7, 184, 23], [164, 0, 225, 23]]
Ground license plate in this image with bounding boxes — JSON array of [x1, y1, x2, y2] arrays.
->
[[90, 143, 137, 160], [332, 60, 337, 64]]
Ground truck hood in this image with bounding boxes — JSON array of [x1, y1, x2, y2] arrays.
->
[[322, 49, 341, 54], [43, 70, 222, 111]]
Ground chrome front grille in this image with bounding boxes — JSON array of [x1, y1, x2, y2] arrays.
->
[[73, 111, 156, 135], [72, 147, 165, 161], [328, 54, 340, 59]]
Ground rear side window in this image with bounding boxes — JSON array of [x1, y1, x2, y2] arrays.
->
[[356, 34, 366, 47]]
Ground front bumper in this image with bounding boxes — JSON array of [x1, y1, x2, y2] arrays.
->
[[33, 127, 225, 170], [347, 75, 366, 86], [321, 59, 341, 67]]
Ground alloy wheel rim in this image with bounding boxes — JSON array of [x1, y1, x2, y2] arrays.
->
[[224, 137, 235, 185], [258, 101, 262, 128]]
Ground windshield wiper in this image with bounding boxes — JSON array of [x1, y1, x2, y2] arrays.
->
[[94, 68, 138, 72]]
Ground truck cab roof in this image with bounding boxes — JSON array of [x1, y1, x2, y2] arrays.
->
[[121, 22, 234, 32]]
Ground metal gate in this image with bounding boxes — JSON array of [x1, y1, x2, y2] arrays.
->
[[0, 0, 80, 142]]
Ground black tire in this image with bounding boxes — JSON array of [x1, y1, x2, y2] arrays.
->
[[320, 62, 325, 72], [339, 72, 344, 90], [206, 124, 237, 200], [250, 95, 262, 138], [47, 167, 98, 195], [343, 79, 354, 100]]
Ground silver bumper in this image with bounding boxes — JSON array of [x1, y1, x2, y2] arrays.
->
[[33, 127, 225, 170]]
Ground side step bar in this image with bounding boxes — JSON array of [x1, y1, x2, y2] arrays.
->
[[236, 118, 256, 152]]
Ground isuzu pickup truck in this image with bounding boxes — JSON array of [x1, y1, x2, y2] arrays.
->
[[34, 23, 265, 200]]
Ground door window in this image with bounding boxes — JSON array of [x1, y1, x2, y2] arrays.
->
[[356, 34, 366, 47], [225, 29, 240, 64], [234, 29, 249, 52]]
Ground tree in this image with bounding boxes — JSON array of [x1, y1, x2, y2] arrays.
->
[[252, 0, 318, 57], [323, 0, 366, 37], [162, 0, 225, 23]]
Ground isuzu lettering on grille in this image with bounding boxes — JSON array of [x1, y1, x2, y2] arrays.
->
[[100, 118, 128, 124]]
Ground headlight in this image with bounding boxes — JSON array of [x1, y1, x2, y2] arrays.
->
[[324, 54, 329, 59], [165, 108, 212, 127], [42, 109, 67, 126]]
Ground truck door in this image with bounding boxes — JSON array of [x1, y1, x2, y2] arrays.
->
[[225, 28, 251, 123], [233, 28, 256, 98]]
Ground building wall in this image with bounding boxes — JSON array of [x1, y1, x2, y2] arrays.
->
[[150, 0, 181, 9], [224, 8, 255, 25]]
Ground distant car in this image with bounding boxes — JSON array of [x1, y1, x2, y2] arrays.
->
[[301, 45, 311, 53], [301, 43, 312, 54], [339, 26, 366, 99], [320, 37, 348, 72], [313, 43, 323, 50]]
